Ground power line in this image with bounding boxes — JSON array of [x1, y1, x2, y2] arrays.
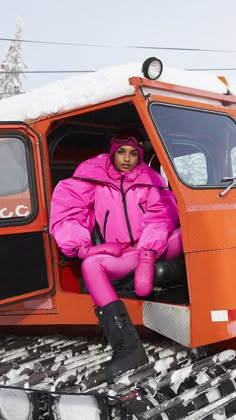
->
[[0, 70, 94, 74], [1, 67, 236, 95], [1, 68, 236, 75], [0, 92, 25, 95], [0, 37, 236, 53], [188, 67, 236, 71]]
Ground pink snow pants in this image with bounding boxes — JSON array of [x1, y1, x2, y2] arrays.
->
[[81, 227, 183, 307]]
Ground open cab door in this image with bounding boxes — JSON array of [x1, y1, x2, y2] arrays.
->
[[0, 122, 54, 306]]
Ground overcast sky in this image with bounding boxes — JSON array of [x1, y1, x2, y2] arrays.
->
[[1, 0, 236, 93]]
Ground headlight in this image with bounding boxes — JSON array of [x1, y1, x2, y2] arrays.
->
[[142, 57, 163, 80]]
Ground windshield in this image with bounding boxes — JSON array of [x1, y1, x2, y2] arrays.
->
[[150, 103, 236, 187]]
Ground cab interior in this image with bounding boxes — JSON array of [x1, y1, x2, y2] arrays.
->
[[47, 101, 189, 305]]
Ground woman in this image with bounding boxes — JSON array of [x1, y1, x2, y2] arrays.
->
[[50, 132, 183, 383]]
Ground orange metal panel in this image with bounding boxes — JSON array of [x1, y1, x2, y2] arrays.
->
[[129, 76, 236, 106], [188, 248, 236, 347], [0, 291, 143, 328]]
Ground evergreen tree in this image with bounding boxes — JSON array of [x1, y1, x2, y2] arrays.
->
[[0, 17, 27, 100]]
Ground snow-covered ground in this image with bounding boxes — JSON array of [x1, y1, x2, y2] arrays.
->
[[0, 60, 235, 122]]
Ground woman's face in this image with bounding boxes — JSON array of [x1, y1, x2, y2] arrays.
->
[[113, 145, 139, 172]]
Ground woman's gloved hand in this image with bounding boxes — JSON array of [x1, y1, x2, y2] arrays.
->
[[134, 249, 156, 296], [77, 242, 123, 259]]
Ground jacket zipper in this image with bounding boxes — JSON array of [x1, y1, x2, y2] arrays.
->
[[120, 176, 135, 247], [103, 210, 110, 240]]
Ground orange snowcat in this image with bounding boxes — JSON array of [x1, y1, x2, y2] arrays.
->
[[0, 58, 236, 419]]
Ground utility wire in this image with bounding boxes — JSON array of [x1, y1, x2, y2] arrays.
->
[[0, 70, 94, 74], [1, 68, 236, 75], [2, 67, 236, 95], [188, 67, 236, 71], [0, 37, 236, 53], [0, 92, 25, 95]]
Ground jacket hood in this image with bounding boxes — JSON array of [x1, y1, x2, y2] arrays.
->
[[73, 154, 167, 188]]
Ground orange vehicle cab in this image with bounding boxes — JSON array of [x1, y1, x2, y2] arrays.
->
[[0, 58, 236, 354]]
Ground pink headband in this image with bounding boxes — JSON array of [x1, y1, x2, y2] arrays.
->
[[109, 135, 144, 162]]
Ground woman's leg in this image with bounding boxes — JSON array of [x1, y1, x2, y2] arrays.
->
[[165, 227, 183, 259], [81, 227, 183, 307], [81, 250, 139, 307], [81, 250, 148, 383]]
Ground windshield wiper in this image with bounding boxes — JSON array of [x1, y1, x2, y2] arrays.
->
[[218, 176, 236, 198]]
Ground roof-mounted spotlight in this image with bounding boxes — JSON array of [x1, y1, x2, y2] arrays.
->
[[142, 57, 163, 80]]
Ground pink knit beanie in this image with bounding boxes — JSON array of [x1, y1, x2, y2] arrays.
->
[[109, 133, 144, 162]]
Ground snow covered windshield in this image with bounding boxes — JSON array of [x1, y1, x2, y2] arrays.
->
[[150, 104, 236, 187]]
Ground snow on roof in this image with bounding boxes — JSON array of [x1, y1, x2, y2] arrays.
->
[[0, 61, 233, 123]]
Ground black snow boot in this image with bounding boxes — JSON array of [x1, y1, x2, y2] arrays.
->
[[95, 300, 148, 383]]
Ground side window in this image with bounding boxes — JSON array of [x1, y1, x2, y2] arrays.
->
[[160, 147, 207, 186], [0, 138, 28, 196], [231, 147, 236, 176], [150, 103, 236, 188], [0, 137, 32, 219], [160, 166, 168, 187], [172, 148, 207, 186]]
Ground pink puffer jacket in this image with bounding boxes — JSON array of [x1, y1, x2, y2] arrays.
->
[[49, 154, 180, 258]]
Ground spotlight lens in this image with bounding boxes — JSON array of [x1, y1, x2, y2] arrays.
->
[[148, 60, 162, 79], [142, 57, 163, 80]]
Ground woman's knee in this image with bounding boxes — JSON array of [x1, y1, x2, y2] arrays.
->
[[81, 255, 119, 305], [81, 255, 103, 277], [165, 227, 183, 259]]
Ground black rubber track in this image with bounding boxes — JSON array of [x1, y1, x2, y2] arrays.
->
[[0, 335, 236, 419]]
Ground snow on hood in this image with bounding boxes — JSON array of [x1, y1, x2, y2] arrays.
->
[[0, 61, 229, 122]]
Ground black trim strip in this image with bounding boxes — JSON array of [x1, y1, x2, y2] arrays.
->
[[139, 203, 145, 214], [103, 210, 110, 240], [120, 176, 135, 247]]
